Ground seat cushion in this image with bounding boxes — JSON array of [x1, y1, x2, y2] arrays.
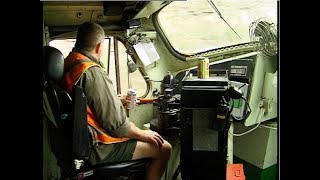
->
[[93, 158, 150, 177]]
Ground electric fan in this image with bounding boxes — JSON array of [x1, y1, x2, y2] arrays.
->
[[249, 17, 277, 56]]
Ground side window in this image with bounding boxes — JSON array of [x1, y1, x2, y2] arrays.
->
[[49, 37, 147, 97]]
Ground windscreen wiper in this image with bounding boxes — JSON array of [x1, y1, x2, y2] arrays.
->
[[207, 0, 242, 39]]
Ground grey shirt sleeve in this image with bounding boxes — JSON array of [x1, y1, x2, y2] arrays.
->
[[79, 66, 131, 137]]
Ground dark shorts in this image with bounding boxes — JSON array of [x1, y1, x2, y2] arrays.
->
[[99, 139, 138, 163]]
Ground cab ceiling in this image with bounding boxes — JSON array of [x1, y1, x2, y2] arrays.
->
[[43, 1, 147, 37]]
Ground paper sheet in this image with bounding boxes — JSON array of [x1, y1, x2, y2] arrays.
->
[[133, 41, 160, 66]]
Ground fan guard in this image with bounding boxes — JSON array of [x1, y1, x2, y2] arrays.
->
[[249, 17, 277, 56]]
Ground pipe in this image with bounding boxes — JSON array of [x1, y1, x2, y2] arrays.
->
[[114, 37, 121, 95]]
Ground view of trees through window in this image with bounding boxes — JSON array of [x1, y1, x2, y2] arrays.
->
[[158, 0, 277, 55]]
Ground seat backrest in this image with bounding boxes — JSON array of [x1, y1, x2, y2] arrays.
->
[[43, 46, 91, 178]]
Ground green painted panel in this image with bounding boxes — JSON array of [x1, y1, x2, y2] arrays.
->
[[261, 164, 278, 180]]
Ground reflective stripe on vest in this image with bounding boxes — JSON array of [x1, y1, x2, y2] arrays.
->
[[61, 52, 129, 144]]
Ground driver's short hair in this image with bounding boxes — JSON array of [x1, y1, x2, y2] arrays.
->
[[75, 22, 105, 51]]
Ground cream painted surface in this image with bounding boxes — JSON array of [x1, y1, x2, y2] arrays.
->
[[264, 127, 277, 168], [233, 122, 277, 169], [244, 54, 278, 126]]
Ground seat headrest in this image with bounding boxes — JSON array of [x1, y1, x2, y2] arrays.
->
[[43, 46, 64, 83]]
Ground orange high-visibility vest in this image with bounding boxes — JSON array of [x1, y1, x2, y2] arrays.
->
[[60, 51, 129, 144]]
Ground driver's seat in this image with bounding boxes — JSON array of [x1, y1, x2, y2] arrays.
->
[[43, 46, 149, 180]]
